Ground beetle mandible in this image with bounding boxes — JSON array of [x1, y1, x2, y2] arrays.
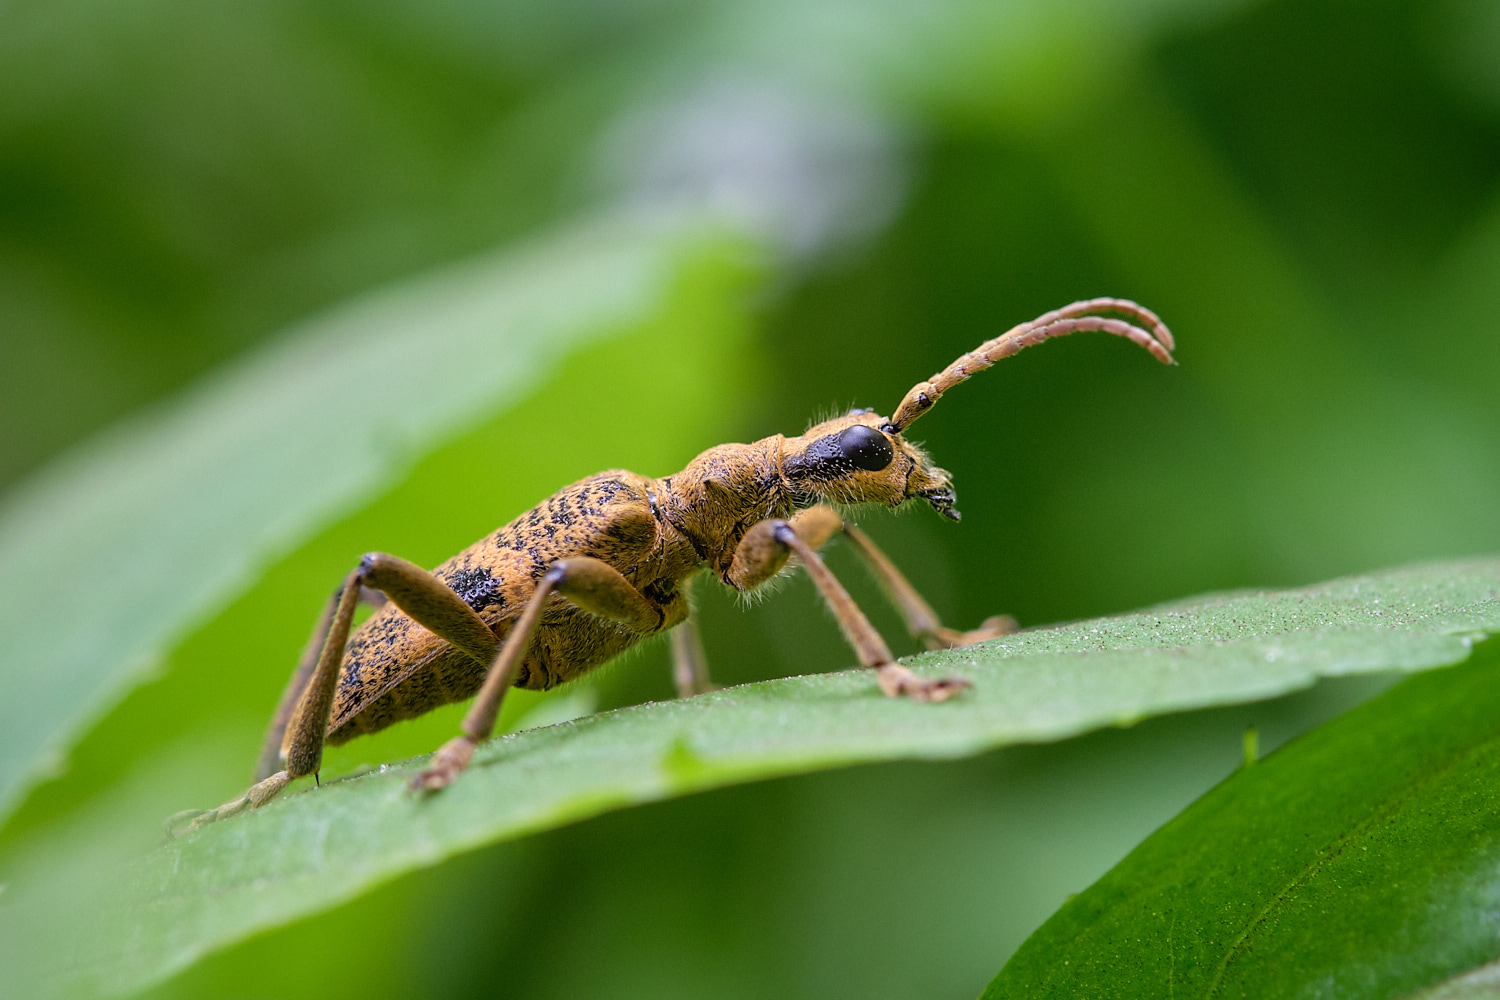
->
[[184, 297, 1174, 831]]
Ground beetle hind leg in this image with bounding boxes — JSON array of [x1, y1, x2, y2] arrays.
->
[[174, 553, 503, 837], [174, 771, 292, 834]]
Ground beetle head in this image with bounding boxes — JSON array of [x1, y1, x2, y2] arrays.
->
[[781, 408, 960, 521]]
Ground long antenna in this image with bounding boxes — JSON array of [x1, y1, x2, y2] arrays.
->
[[883, 298, 1175, 434]]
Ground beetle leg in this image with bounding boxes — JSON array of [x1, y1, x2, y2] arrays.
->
[[252, 580, 399, 780], [675, 505, 843, 697], [842, 524, 1017, 650], [730, 512, 970, 702], [180, 553, 502, 835], [671, 600, 716, 697], [723, 504, 843, 590], [180, 568, 364, 834], [412, 556, 664, 792], [253, 584, 345, 782]]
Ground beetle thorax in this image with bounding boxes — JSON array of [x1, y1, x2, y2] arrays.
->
[[652, 438, 790, 568]]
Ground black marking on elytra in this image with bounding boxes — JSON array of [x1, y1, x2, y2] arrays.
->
[[605, 513, 654, 551], [444, 566, 505, 612], [548, 497, 576, 527]]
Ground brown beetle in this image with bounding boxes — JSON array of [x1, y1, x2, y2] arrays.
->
[[185, 298, 1174, 831]]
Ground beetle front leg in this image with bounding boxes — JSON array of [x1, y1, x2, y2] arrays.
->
[[670, 505, 842, 697], [724, 504, 844, 589], [729, 508, 970, 702], [413, 556, 665, 791], [843, 524, 1017, 650]]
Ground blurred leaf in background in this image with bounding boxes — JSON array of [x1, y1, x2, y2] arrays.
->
[[2, 0, 1500, 996]]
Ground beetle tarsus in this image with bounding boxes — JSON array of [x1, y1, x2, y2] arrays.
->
[[933, 614, 1019, 649], [412, 736, 476, 792], [876, 663, 971, 702]]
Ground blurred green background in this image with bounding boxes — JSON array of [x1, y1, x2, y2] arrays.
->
[[2, 0, 1499, 997]]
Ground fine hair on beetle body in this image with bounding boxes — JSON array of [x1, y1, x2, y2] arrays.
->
[[174, 297, 1174, 836]]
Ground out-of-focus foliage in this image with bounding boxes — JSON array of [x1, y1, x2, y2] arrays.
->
[[2, 0, 1499, 996]]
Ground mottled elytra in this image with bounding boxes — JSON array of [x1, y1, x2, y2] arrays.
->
[[178, 297, 1175, 835]]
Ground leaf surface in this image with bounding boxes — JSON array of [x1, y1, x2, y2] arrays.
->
[[74, 557, 1500, 994]]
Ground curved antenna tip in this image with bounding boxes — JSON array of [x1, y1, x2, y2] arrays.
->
[[890, 298, 1175, 430]]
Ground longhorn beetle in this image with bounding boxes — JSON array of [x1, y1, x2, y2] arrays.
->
[[183, 298, 1175, 832]]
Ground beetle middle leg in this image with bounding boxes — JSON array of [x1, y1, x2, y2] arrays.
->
[[842, 524, 1017, 650], [671, 588, 716, 698], [728, 505, 970, 702], [412, 556, 666, 791]]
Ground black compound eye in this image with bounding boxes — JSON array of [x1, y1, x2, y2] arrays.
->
[[838, 425, 894, 471]]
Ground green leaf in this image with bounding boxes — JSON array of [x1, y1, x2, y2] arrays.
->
[[983, 639, 1500, 999], [59, 558, 1500, 995], [0, 210, 746, 825]]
